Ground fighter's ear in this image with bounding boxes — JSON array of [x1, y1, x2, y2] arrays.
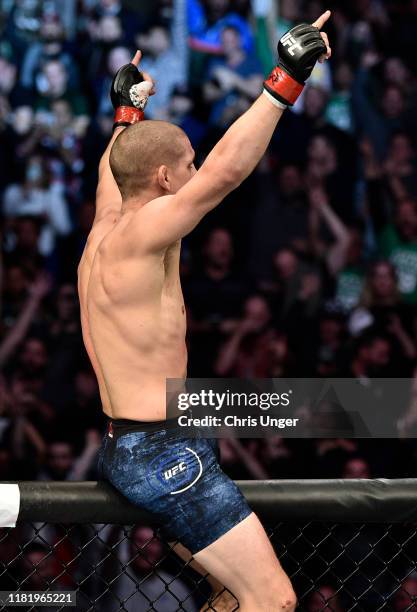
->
[[157, 165, 170, 192]]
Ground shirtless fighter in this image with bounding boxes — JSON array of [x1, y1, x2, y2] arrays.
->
[[78, 11, 331, 611]]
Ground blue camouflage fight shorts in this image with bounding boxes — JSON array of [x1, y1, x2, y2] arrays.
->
[[97, 417, 252, 554]]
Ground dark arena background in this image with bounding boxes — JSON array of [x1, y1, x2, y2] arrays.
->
[[1, 0, 417, 610]]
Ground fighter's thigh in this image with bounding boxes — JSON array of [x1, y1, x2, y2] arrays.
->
[[193, 512, 293, 603]]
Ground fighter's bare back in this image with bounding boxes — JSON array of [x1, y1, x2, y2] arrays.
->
[[78, 202, 187, 421]]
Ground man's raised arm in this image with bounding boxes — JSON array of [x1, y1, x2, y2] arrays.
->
[[94, 51, 154, 225], [144, 11, 331, 249]]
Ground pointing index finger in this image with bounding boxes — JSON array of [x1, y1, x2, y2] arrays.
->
[[131, 50, 142, 67], [312, 10, 331, 30]]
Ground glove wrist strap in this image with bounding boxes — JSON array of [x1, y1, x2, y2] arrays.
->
[[262, 89, 288, 109], [113, 106, 144, 131], [263, 66, 304, 107]]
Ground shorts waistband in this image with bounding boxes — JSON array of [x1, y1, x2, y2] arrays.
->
[[107, 416, 180, 435]]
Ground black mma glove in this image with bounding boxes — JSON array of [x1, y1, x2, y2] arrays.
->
[[263, 23, 327, 108], [111, 62, 153, 130]]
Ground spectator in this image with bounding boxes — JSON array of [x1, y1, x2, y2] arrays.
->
[[3, 155, 72, 256], [250, 0, 276, 75], [273, 83, 355, 175], [352, 52, 413, 160], [378, 200, 417, 303], [306, 132, 355, 222], [332, 224, 366, 312], [186, 227, 246, 321], [83, 13, 124, 86], [188, 0, 254, 54], [89, 0, 143, 46], [203, 24, 263, 128], [137, 0, 188, 119], [185, 227, 248, 373], [1, 377, 47, 479], [35, 59, 88, 118], [308, 184, 350, 278], [20, 16, 78, 91], [0, 53, 20, 107], [2, 105, 40, 187], [1, 263, 30, 330], [0, 272, 51, 368], [268, 247, 322, 353], [40, 99, 88, 174], [13, 337, 49, 394], [37, 431, 101, 480], [215, 294, 276, 376], [157, 85, 208, 149], [348, 332, 393, 378], [276, 165, 310, 250], [38, 440, 75, 480], [55, 367, 105, 452], [41, 283, 85, 408], [101, 525, 198, 611], [349, 260, 417, 368], [18, 543, 68, 592], [3, 216, 44, 277], [325, 61, 354, 133], [275, 0, 301, 39], [315, 312, 346, 377], [384, 132, 417, 200]]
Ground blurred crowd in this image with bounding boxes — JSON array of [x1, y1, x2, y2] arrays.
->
[[1, 0, 417, 489]]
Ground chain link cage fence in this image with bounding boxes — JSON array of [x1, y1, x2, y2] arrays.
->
[[1, 480, 417, 611]]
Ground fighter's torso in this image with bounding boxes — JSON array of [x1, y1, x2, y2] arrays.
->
[[78, 206, 187, 421]]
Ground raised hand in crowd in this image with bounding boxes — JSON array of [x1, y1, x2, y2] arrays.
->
[[0, 273, 52, 368], [308, 186, 350, 276]]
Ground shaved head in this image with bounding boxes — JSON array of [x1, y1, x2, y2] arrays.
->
[[109, 120, 189, 200]]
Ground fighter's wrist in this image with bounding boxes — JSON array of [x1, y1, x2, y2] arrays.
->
[[113, 106, 144, 132], [263, 65, 304, 107], [262, 88, 288, 109]]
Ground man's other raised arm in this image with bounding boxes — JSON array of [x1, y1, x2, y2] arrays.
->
[[95, 128, 124, 223], [142, 12, 331, 250], [94, 51, 154, 224]]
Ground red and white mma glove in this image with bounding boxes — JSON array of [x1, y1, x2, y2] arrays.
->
[[263, 23, 326, 109], [111, 62, 153, 130]]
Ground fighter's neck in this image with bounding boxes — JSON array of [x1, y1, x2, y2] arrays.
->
[[121, 190, 160, 213]]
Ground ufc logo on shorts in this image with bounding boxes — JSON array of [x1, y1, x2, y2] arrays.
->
[[280, 32, 302, 56], [164, 462, 186, 480]]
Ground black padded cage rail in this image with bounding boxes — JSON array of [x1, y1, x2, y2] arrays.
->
[[1, 479, 417, 611]]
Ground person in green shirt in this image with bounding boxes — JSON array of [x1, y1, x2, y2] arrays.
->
[[335, 229, 366, 311], [379, 199, 417, 304], [308, 186, 365, 312]]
